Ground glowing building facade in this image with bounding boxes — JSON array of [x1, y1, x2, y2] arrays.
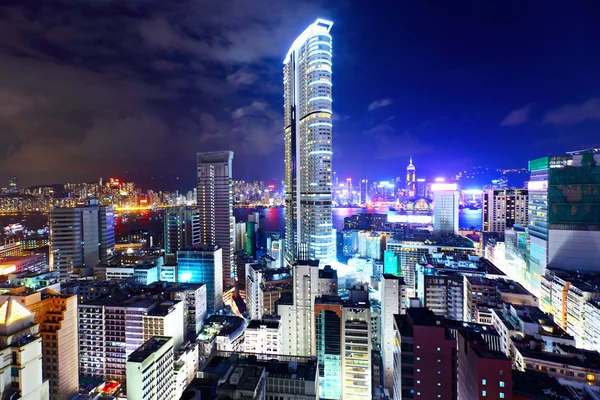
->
[[284, 19, 335, 264], [406, 157, 416, 192]]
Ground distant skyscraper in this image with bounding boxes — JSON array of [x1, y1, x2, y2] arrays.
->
[[359, 178, 368, 205], [432, 183, 459, 234], [8, 176, 17, 193], [482, 189, 529, 233], [197, 151, 234, 288], [163, 206, 200, 262], [49, 202, 115, 278], [284, 18, 335, 264], [406, 156, 416, 192]]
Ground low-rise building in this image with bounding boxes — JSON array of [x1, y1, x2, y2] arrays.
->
[[244, 318, 281, 355]]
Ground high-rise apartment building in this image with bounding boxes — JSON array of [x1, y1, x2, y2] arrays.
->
[[177, 246, 223, 315], [528, 149, 600, 295], [380, 275, 407, 394], [284, 19, 335, 264], [49, 202, 115, 277], [342, 285, 372, 400], [126, 336, 175, 400], [278, 262, 337, 356], [393, 308, 457, 400], [78, 296, 184, 384], [482, 188, 529, 233], [432, 183, 459, 234], [163, 206, 200, 262], [0, 296, 50, 399], [197, 151, 234, 289], [314, 296, 343, 400], [15, 289, 79, 400], [171, 283, 207, 341]]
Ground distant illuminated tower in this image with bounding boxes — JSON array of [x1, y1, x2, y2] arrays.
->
[[406, 156, 416, 191], [8, 176, 17, 193], [284, 19, 335, 264]]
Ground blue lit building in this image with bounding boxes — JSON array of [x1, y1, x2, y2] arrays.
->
[[177, 246, 223, 314]]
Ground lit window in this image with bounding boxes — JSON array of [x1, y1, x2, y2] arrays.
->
[[500, 381, 504, 387], [482, 379, 486, 385], [416, 357, 420, 361], [417, 380, 420, 384], [482, 390, 486, 396], [500, 394, 504, 399], [437, 347, 441, 351]]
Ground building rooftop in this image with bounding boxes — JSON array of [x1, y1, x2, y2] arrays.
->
[[205, 352, 317, 382], [246, 319, 280, 330], [389, 231, 476, 249], [518, 346, 600, 370], [512, 370, 571, 399], [127, 336, 172, 363], [216, 364, 265, 394], [315, 295, 343, 306], [198, 315, 246, 341], [178, 245, 220, 253], [548, 268, 600, 294], [319, 265, 337, 279], [420, 254, 505, 276]]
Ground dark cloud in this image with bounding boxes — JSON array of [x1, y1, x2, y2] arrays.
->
[[0, 0, 331, 187], [362, 123, 432, 160]]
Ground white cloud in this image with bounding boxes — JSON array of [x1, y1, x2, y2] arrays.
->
[[368, 98, 393, 111]]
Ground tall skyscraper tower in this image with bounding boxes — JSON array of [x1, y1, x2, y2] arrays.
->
[[284, 18, 335, 264], [406, 156, 416, 191], [197, 151, 234, 288]]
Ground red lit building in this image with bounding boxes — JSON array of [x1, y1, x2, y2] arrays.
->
[[457, 330, 512, 400], [393, 308, 457, 399]]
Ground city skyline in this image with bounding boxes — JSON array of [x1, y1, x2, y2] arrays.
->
[[1, 1, 599, 189]]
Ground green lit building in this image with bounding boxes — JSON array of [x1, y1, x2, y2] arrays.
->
[[527, 149, 600, 296]]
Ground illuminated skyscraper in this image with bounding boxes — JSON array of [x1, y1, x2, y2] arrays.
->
[[432, 183, 459, 234], [197, 151, 234, 289], [527, 149, 600, 296], [406, 156, 416, 191], [284, 19, 335, 264], [8, 176, 17, 193]]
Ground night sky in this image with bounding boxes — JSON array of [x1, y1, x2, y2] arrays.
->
[[1, 0, 599, 190]]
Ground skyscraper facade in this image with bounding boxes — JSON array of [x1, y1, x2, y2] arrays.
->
[[527, 149, 600, 295], [197, 151, 234, 288], [49, 202, 115, 278], [284, 19, 335, 264], [177, 246, 223, 315], [482, 189, 529, 233], [163, 206, 200, 261], [432, 183, 460, 234]]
